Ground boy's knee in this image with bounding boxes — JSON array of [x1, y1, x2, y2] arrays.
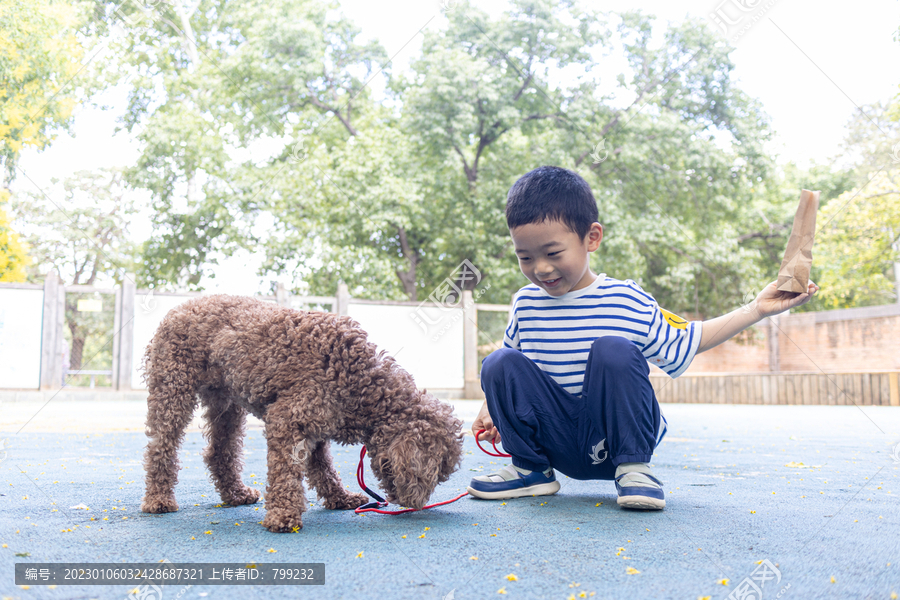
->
[[590, 336, 643, 371], [481, 348, 527, 382]]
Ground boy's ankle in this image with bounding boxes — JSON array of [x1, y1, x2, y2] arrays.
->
[[615, 462, 653, 477], [512, 465, 553, 477]]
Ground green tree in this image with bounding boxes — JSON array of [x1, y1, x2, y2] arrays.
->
[[95, 0, 388, 290], [0, 201, 30, 281], [559, 13, 775, 318], [10, 168, 138, 369], [813, 170, 900, 308], [93, 0, 784, 316], [780, 99, 900, 311], [391, 0, 606, 302], [399, 7, 780, 314], [0, 0, 88, 186], [840, 100, 900, 184]]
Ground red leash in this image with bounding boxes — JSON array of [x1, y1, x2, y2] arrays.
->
[[353, 430, 510, 514], [473, 429, 511, 457], [354, 446, 468, 514]]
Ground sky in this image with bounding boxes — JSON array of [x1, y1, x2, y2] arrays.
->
[[13, 0, 900, 294]]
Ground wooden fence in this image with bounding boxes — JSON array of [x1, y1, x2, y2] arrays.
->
[[649, 371, 900, 406]]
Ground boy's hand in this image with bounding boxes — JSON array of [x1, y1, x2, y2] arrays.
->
[[753, 280, 819, 319], [472, 400, 500, 442]]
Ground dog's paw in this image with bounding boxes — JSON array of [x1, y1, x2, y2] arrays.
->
[[141, 495, 179, 514], [225, 487, 261, 506], [323, 491, 369, 510], [262, 509, 304, 533]]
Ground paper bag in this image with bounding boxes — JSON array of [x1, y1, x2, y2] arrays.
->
[[776, 189, 820, 294]]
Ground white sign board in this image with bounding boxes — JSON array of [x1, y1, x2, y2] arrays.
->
[[0, 289, 44, 389], [347, 303, 464, 390]]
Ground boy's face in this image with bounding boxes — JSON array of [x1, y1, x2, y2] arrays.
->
[[510, 219, 603, 297]]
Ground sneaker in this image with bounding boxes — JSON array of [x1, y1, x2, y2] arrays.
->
[[467, 465, 560, 500], [615, 463, 665, 510]]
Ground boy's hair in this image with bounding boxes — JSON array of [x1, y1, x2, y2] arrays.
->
[[505, 166, 599, 239]]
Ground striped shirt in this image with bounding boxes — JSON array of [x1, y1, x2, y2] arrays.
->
[[503, 273, 702, 397]]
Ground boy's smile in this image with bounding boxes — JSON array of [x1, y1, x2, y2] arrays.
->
[[510, 219, 603, 296]]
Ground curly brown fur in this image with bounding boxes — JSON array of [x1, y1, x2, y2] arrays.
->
[[140, 294, 464, 532]]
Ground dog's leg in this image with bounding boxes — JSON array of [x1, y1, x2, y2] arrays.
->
[[141, 384, 198, 514], [200, 391, 260, 507], [261, 398, 309, 533], [306, 440, 368, 510]]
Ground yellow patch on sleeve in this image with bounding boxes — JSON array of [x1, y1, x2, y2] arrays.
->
[[659, 308, 688, 330]]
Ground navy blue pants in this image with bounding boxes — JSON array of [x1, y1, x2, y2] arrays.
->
[[481, 336, 667, 481]]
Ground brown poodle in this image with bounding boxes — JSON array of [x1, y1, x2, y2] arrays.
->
[[140, 294, 464, 532]]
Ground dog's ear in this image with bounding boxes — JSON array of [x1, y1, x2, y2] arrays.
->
[[367, 443, 396, 500], [438, 423, 465, 483], [383, 436, 440, 510]]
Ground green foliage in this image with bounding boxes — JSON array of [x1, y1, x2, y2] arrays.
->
[[10, 168, 136, 377], [9, 168, 138, 285], [0, 0, 90, 183], [92, 1, 785, 314], [813, 170, 900, 308], [32, 0, 893, 317], [0, 197, 30, 281]]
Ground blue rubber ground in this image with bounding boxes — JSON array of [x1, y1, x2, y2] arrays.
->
[[2, 403, 899, 599]]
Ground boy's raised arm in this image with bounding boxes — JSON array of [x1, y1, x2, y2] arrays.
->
[[697, 280, 820, 354]]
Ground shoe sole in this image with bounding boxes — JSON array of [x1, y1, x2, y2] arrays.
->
[[466, 480, 561, 500], [617, 494, 665, 510]]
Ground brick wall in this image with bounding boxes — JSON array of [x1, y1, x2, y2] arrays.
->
[[685, 328, 770, 373], [681, 303, 900, 373]]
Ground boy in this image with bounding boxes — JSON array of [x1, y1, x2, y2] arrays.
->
[[467, 166, 818, 509]]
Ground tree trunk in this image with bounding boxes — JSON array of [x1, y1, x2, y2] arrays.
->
[[65, 308, 84, 372], [396, 265, 417, 301], [395, 225, 419, 301]]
